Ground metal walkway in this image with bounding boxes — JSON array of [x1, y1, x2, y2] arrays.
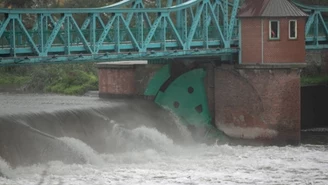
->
[[0, 0, 326, 65]]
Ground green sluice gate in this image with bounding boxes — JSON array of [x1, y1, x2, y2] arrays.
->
[[144, 64, 225, 140]]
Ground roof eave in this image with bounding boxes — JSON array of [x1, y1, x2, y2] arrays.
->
[[238, 15, 309, 18]]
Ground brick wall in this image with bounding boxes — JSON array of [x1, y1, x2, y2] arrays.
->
[[134, 64, 164, 98], [215, 65, 301, 145], [241, 17, 306, 64], [240, 18, 262, 64], [98, 67, 137, 97], [98, 64, 164, 98]]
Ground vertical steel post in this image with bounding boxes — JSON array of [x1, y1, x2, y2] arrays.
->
[[228, 0, 239, 42], [161, 16, 167, 51], [156, 0, 161, 8], [37, 13, 45, 54], [90, 13, 97, 53], [223, 0, 229, 40], [44, 14, 48, 47], [115, 14, 121, 53], [137, 5, 144, 45], [203, 3, 209, 49], [314, 12, 319, 46], [181, 9, 187, 43], [176, 0, 182, 35], [10, 17, 16, 57], [65, 14, 71, 55], [17, 14, 23, 46]]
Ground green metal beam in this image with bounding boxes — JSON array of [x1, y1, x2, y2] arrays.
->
[[0, 0, 242, 65]]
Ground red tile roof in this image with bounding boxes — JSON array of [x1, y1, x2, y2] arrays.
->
[[238, 0, 308, 17]]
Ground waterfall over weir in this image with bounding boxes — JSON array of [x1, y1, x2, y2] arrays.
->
[[1, 94, 328, 185], [0, 97, 195, 168]]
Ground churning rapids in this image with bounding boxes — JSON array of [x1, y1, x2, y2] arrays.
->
[[0, 93, 327, 185]]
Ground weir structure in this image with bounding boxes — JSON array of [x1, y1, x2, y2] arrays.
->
[[0, 0, 327, 144]]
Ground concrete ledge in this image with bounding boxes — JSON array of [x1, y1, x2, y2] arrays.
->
[[97, 61, 147, 69], [99, 93, 155, 100], [236, 63, 307, 70]]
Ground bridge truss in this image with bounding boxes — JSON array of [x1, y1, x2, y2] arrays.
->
[[293, 1, 328, 50], [0, 0, 327, 65], [0, 0, 240, 65]]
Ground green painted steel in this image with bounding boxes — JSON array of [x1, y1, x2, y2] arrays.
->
[[155, 68, 212, 127], [144, 64, 171, 96], [0, 0, 241, 66], [0, 0, 327, 65], [147, 59, 171, 64], [293, 0, 328, 49], [144, 61, 227, 140]]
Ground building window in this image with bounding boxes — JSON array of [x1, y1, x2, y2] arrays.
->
[[269, 20, 280, 40], [289, 20, 297, 39]]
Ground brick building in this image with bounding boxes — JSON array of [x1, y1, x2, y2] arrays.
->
[[238, 0, 308, 64]]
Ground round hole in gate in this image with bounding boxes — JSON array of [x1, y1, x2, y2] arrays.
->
[[195, 104, 203, 113], [188, 87, 194, 94], [173, 101, 180, 108]]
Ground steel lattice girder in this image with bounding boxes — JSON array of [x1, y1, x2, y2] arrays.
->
[[0, 0, 240, 66], [293, 0, 328, 49]]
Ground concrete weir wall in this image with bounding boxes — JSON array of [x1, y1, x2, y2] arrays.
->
[[215, 65, 302, 145]]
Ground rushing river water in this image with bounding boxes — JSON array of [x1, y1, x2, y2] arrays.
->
[[0, 93, 327, 185]]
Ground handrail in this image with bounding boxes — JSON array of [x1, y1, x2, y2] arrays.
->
[[96, 0, 136, 9], [292, 0, 328, 11], [0, 0, 205, 14]]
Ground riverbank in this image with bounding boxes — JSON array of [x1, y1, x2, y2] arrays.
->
[[301, 74, 328, 86], [0, 64, 98, 95]]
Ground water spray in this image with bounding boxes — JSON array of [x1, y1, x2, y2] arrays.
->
[[17, 120, 58, 141], [16, 120, 87, 164]]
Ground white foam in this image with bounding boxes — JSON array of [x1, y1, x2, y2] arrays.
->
[[167, 110, 194, 143], [0, 156, 14, 179], [5, 144, 328, 185], [111, 124, 179, 153], [58, 137, 104, 166], [218, 123, 278, 139]]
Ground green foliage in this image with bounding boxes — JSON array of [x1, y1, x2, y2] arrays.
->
[[0, 0, 58, 8], [0, 73, 30, 85], [45, 68, 98, 95], [301, 75, 328, 86], [0, 63, 98, 95]]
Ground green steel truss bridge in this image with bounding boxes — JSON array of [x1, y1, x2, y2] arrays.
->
[[0, 0, 326, 65], [293, 1, 328, 50]]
